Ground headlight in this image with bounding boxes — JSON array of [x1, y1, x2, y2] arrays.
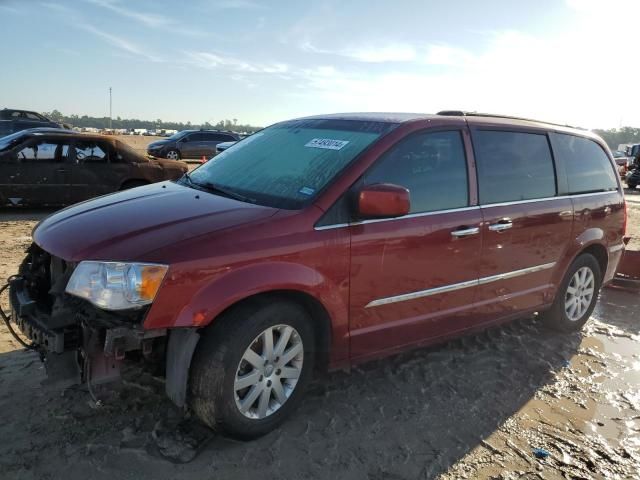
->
[[65, 261, 168, 310]]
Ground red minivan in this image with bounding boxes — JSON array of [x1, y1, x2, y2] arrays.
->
[[8, 112, 626, 438]]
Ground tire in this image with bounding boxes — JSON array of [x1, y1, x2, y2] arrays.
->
[[120, 180, 148, 190], [628, 183, 637, 189], [540, 253, 601, 332], [189, 298, 315, 439], [166, 149, 180, 160]]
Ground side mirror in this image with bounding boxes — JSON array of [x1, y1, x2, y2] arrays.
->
[[356, 183, 410, 219]]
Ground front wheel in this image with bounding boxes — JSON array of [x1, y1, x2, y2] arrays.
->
[[189, 299, 315, 439], [166, 149, 180, 160], [540, 253, 601, 332]]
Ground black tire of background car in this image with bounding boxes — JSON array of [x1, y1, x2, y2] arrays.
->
[[189, 297, 316, 439], [166, 150, 181, 160], [540, 253, 601, 332]]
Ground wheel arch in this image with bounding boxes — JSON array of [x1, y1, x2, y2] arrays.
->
[[164, 289, 335, 409], [552, 231, 609, 292]]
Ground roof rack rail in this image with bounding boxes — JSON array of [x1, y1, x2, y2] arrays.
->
[[436, 110, 584, 130]]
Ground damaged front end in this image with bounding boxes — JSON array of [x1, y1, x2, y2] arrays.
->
[[8, 244, 167, 388]]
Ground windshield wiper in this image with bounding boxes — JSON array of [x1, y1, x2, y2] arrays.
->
[[181, 172, 253, 203], [196, 181, 253, 203]]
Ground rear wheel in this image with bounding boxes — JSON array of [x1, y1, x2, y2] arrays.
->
[[540, 254, 601, 332], [189, 299, 315, 439]]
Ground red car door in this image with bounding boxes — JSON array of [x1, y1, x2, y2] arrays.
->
[[471, 126, 573, 323], [348, 128, 483, 361]]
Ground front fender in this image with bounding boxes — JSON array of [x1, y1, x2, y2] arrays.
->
[[175, 261, 346, 329]]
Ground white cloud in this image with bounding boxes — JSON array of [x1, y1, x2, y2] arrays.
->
[[79, 24, 164, 62], [86, 0, 170, 28], [424, 45, 475, 67], [302, 41, 417, 63], [289, 8, 640, 129], [185, 51, 289, 74]]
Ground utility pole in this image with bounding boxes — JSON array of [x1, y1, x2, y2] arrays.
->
[[109, 87, 112, 129]]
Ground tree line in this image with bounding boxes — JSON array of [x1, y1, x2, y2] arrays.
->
[[39, 110, 640, 149], [42, 110, 263, 133], [591, 127, 640, 151]]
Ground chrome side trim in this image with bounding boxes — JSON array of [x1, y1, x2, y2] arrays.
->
[[365, 279, 478, 308], [314, 223, 350, 231], [609, 244, 624, 253], [476, 262, 556, 285], [365, 261, 556, 308]]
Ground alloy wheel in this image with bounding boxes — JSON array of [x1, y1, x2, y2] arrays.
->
[[234, 324, 304, 419], [166, 150, 179, 160], [564, 266, 595, 321]]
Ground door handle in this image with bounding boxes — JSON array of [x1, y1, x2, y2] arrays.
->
[[56, 168, 67, 173], [451, 226, 480, 238], [488, 219, 513, 232]]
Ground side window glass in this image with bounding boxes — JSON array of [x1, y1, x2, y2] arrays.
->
[[553, 134, 618, 194], [25, 112, 41, 120], [75, 141, 108, 163], [16, 141, 66, 162], [363, 130, 469, 214], [474, 130, 556, 204]]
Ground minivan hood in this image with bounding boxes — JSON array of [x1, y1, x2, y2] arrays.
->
[[33, 182, 278, 262]]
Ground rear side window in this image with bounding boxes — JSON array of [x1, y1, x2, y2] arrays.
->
[[188, 133, 205, 142], [203, 133, 235, 141], [474, 130, 556, 204], [553, 134, 618, 194], [16, 140, 68, 162], [363, 130, 468, 213]]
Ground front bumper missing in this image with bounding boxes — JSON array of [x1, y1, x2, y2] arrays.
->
[[9, 276, 166, 387]]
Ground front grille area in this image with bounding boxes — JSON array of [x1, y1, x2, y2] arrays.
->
[[20, 244, 74, 314]]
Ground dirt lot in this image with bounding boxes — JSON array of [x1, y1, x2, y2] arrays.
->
[[1, 199, 639, 480], [118, 135, 166, 156]]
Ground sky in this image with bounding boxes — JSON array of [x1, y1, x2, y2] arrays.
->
[[0, 0, 638, 129]]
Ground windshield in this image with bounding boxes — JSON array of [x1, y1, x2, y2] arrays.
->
[[185, 119, 396, 209], [0, 130, 27, 151]]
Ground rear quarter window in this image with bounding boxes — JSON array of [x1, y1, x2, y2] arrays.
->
[[553, 134, 618, 194], [474, 130, 556, 204]]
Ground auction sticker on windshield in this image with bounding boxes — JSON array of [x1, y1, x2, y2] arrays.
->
[[305, 138, 350, 150]]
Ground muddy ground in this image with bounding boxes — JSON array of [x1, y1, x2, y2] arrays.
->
[[0, 196, 639, 480]]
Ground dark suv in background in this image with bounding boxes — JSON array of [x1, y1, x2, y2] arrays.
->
[[147, 129, 240, 160], [0, 108, 65, 137]]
